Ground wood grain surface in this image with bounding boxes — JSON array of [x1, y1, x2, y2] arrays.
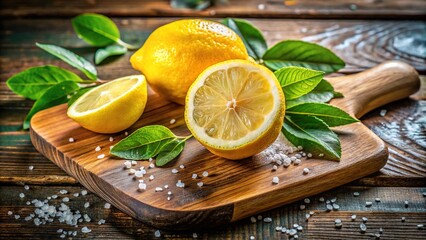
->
[[1, 0, 425, 19], [28, 61, 419, 229]]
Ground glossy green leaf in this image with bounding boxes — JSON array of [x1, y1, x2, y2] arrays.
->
[[36, 43, 98, 80], [95, 45, 127, 65], [221, 18, 267, 60], [286, 79, 343, 108], [282, 115, 341, 161], [72, 13, 120, 47], [263, 40, 345, 73], [286, 102, 359, 127], [156, 140, 185, 166], [23, 81, 79, 129], [275, 66, 324, 100], [6, 65, 82, 100]]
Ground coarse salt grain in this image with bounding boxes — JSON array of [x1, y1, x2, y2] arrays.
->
[[164, 185, 169, 189], [135, 171, 144, 178], [154, 230, 161, 237], [138, 183, 147, 190], [197, 182, 204, 187], [62, 197, 69, 202], [149, 175, 155, 181], [294, 159, 301, 165], [303, 168, 310, 174], [179, 164, 185, 169], [59, 190, 68, 194], [98, 219, 106, 225], [95, 146, 101, 152], [104, 203, 111, 209], [155, 187, 163, 192], [304, 198, 310, 204], [307, 153, 312, 158], [380, 109, 387, 117], [149, 163, 155, 169], [192, 173, 198, 179], [362, 217, 368, 223], [73, 193, 79, 197], [28, 166, 34, 170], [129, 169, 136, 175], [272, 176, 279, 184], [351, 214, 356, 220], [109, 137, 114, 142], [7, 211, 12, 215], [81, 190, 88, 196], [131, 160, 137, 166], [257, 3, 265, 10], [68, 138, 75, 143], [24, 185, 29, 190], [272, 165, 278, 171], [365, 201, 373, 207], [124, 161, 131, 169], [167, 191, 172, 195], [250, 216, 257, 223], [176, 180, 185, 188], [19, 193, 25, 198], [193, 232, 198, 238], [353, 192, 360, 197], [299, 205, 305, 210], [81, 226, 91, 233], [202, 171, 209, 177], [84, 202, 90, 208], [97, 154, 105, 159], [171, 169, 179, 174], [124, 131, 128, 136], [170, 119, 176, 124], [263, 217, 272, 223], [375, 198, 381, 202]]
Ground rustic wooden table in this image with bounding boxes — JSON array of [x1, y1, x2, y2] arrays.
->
[[1, 1, 425, 239]]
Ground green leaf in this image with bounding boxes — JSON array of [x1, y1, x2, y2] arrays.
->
[[221, 18, 267, 60], [282, 115, 341, 161], [95, 45, 127, 65], [67, 86, 95, 107], [23, 81, 79, 129], [275, 66, 324, 100], [36, 43, 98, 80], [6, 65, 82, 100], [263, 40, 345, 73], [286, 102, 359, 127], [156, 139, 185, 166], [110, 125, 178, 160], [72, 13, 120, 47], [286, 79, 341, 108]]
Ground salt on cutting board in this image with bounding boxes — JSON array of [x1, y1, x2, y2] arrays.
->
[[30, 60, 420, 229]]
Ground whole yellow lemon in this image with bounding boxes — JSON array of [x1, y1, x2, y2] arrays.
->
[[130, 19, 249, 104]]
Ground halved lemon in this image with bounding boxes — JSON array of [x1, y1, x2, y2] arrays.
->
[[68, 75, 147, 134], [185, 60, 285, 159]]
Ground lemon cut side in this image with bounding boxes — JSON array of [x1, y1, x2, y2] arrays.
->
[[68, 75, 147, 134], [185, 60, 285, 159]]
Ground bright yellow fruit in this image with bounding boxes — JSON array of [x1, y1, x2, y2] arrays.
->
[[130, 19, 249, 104], [67, 75, 147, 134], [185, 60, 285, 160]]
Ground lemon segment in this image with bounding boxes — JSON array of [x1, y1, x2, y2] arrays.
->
[[185, 60, 285, 159], [67, 75, 147, 134]]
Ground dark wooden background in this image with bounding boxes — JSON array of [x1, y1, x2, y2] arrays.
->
[[0, 0, 425, 239]]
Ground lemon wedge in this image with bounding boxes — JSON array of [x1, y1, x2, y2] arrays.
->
[[68, 75, 147, 134], [185, 60, 285, 159]]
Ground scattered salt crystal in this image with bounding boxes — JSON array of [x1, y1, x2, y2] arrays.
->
[[288, 229, 297, 236], [360, 223, 367, 233], [257, 215, 263, 220], [192, 173, 198, 179], [60, 234, 66, 238], [14, 215, 20, 219], [135, 171, 144, 178], [365, 201, 373, 207], [138, 183, 147, 190], [98, 219, 106, 225], [305, 213, 311, 220], [164, 185, 169, 189], [19, 193, 25, 198], [28, 166, 34, 170], [24, 185, 29, 190], [295, 154, 302, 159], [272, 165, 278, 171], [155, 187, 163, 192], [179, 164, 185, 169], [299, 204, 306, 210], [7, 211, 12, 215], [97, 154, 105, 159], [149, 175, 155, 181], [81, 190, 88, 196], [68, 138, 75, 143], [283, 158, 291, 167], [404, 200, 409, 207], [380, 109, 387, 117], [272, 176, 279, 184], [167, 196, 172, 201], [197, 182, 204, 187], [304, 198, 310, 204], [59, 190, 68, 194], [62, 197, 69, 202], [333, 203, 340, 210], [401, 217, 406, 222], [353, 192, 360, 197], [170, 119, 176, 124], [257, 3, 265, 10], [375, 198, 381, 202], [104, 203, 111, 209], [326, 204, 333, 211], [307, 153, 312, 158], [124, 131, 128, 136], [362, 217, 368, 223], [84, 202, 90, 208], [263, 217, 272, 223], [250, 216, 257, 223], [275, 226, 283, 231], [294, 159, 301, 165], [335, 219, 342, 228], [303, 168, 310, 174], [167, 191, 172, 195], [52, 194, 58, 199], [154, 230, 161, 238], [26, 201, 30, 205], [109, 137, 114, 142], [176, 180, 185, 188], [351, 214, 357, 220], [417, 224, 424, 229], [149, 163, 155, 169], [131, 160, 137, 166], [73, 193, 79, 197], [95, 146, 101, 152], [129, 169, 136, 175], [249, 236, 255, 240], [149, 158, 153, 162], [81, 226, 92, 233], [171, 169, 179, 174], [318, 153, 324, 157], [202, 171, 209, 177], [297, 226, 303, 231], [124, 161, 131, 168], [139, 179, 145, 183], [57, 229, 63, 233], [193, 232, 198, 238]]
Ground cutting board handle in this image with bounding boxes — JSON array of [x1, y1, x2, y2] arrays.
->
[[327, 60, 420, 118]]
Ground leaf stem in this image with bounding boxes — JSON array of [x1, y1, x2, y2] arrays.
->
[[116, 39, 139, 50], [178, 135, 193, 142]]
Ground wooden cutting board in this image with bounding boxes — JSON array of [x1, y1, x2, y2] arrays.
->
[[30, 61, 419, 229]]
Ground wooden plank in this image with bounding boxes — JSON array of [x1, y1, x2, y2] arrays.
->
[[1, 0, 425, 19], [0, 185, 425, 238]]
